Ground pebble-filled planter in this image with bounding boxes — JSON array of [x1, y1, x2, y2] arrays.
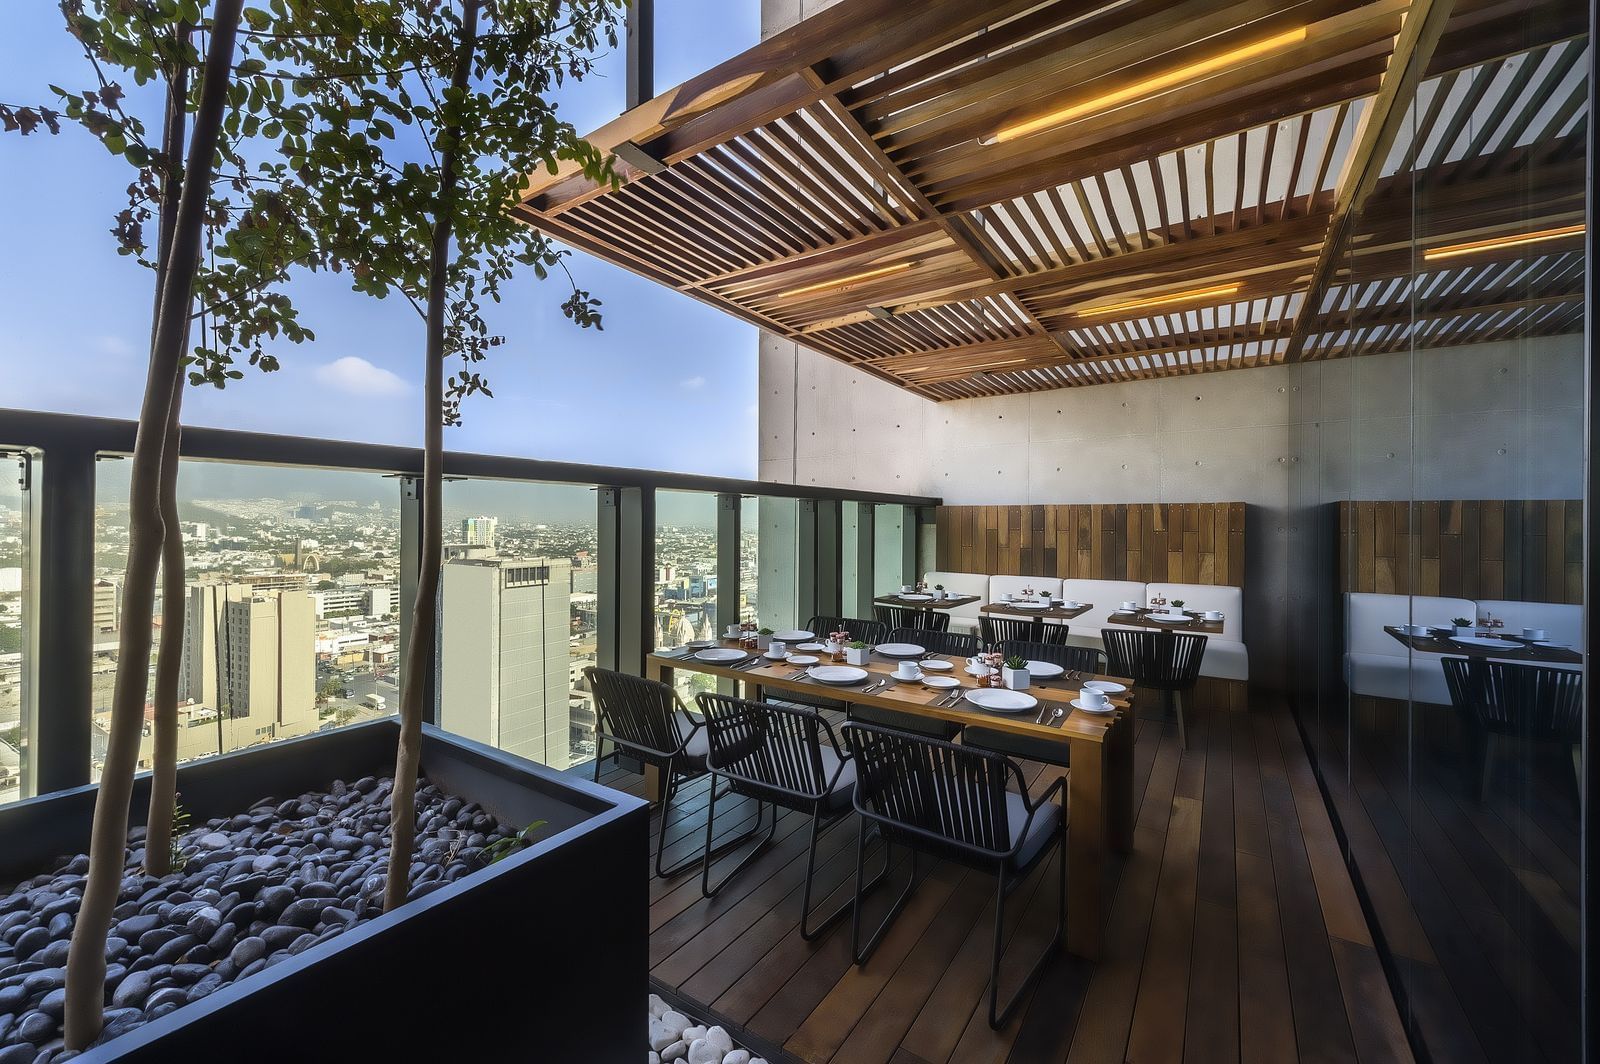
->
[[647, 993, 773, 1064]]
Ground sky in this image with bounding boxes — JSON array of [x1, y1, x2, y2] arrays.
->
[[0, 2, 764, 479]]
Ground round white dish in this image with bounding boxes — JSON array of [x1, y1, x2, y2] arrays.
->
[[877, 642, 927, 658], [1083, 680, 1127, 694], [773, 629, 814, 642], [807, 665, 870, 685], [920, 659, 954, 671], [785, 654, 819, 665], [963, 688, 1039, 714], [1450, 636, 1514, 650], [1148, 612, 1190, 624], [1071, 698, 1116, 714], [922, 675, 960, 690], [685, 639, 715, 649], [898, 593, 933, 602], [695, 648, 747, 663], [892, 667, 924, 682], [795, 642, 828, 652], [1026, 660, 1064, 679], [1011, 601, 1049, 610]]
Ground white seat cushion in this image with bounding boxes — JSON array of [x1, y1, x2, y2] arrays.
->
[[1197, 639, 1249, 681], [922, 571, 988, 633], [1152, 583, 1243, 641], [1345, 652, 1455, 705]]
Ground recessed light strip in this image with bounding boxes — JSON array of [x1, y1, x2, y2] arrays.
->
[[985, 27, 1308, 144], [778, 261, 916, 299], [1423, 224, 1585, 261], [1078, 282, 1243, 318]]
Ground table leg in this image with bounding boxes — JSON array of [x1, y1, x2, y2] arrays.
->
[[1066, 733, 1105, 960], [1107, 710, 1135, 854]]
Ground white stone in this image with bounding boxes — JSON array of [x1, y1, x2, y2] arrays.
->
[[723, 1052, 751, 1064], [658, 1010, 690, 1041], [648, 1020, 677, 1053], [686, 1039, 721, 1064], [648, 993, 669, 1018], [680, 1025, 707, 1044], [704, 1027, 735, 1056], [661, 1041, 688, 1063], [649, 1055, 660, 1064]]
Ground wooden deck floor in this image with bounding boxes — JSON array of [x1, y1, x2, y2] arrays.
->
[[598, 699, 1414, 1064]]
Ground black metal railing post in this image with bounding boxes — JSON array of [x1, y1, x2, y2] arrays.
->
[[33, 444, 95, 795]]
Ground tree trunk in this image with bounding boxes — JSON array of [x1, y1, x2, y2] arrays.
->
[[64, 1, 243, 1049], [383, 0, 481, 914], [144, 24, 191, 879]]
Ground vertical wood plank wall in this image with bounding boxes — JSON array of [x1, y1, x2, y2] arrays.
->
[[934, 503, 1246, 586], [1336, 499, 1582, 603]]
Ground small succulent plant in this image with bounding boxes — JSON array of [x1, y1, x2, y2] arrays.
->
[[758, 626, 774, 635], [1451, 617, 1471, 627], [849, 639, 867, 649], [1171, 599, 1185, 609], [1004, 655, 1028, 670]]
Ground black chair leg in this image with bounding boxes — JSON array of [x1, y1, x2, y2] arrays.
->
[[800, 809, 888, 941], [700, 777, 778, 898], [851, 823, 917, 965], [987, 836, 1067, 1030]]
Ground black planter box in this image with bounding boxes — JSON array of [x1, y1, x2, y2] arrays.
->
[[0, 720, 649, 1063]]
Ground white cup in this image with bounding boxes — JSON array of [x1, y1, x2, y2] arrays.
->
[[1001, 593, 1013, 601], [895, 660, 920, 680], [725, 625, 741, 638], [900, 584, 913, 594], [1523, 627, 1548, 641], [1203, 610, 1224, 621], [1121, 600, 1138, 611], [1082, 687, 1110, 710], [766, 640, 787, 659], [966, 656, 992, 676]]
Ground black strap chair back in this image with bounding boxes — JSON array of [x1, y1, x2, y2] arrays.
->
[[1037, 622, 1072, 647], [698, 693, 842, 804], [585, 665, 688, 762], [846, 722, 1023, 864], [979, 615, 1041, 645], [885, 627, 979, 659], [998, 640, 1101, 675], [873, 604, 950, 632], [807, 615, 887, 646], [1102, 628, 1207, 689], [1441, 658, 1583, 742]]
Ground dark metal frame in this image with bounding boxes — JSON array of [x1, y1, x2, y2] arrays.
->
[[0, 408, 936, 802], [695, 693, 887, 939], [842, 722, 1066, 1029]]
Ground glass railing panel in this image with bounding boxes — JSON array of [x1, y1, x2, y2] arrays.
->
[[0, 452, 28, 805], [655, 490, 719, 702]]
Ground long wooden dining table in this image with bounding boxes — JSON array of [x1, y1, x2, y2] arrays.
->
[[645, 641, 1136, 960]]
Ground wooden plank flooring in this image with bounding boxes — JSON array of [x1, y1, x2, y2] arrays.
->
[[595, 699, 1413, 1064]]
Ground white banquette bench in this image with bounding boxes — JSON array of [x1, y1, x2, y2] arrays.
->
[[920, 571, 1249, 682], [1344, 592, 1582, 704]]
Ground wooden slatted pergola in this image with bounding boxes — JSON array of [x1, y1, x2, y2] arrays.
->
[[512, 0, 1588, 400]]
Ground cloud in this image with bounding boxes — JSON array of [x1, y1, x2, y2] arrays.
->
[[679, 375, 706, 390], [313, 356, 409, 397], [95, 335, 134, 357]]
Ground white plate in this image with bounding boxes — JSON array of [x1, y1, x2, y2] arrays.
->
[[763, 649, 788, 660], [685, 639, 716, 649], [695, 648, 747, 663], [877, 642, 926, 658], [964, 667, 993, 678], [920, 659, 954, 672], [795, 642, 828, 652], [897, 593, 933, 601], [1026, 660, 1064, 679], [1011, 601, 1049, 610], [1071, 698, 1116, 714], [785, 654, 820, 665], [963, 688, 1039, 714], [1059, 601, 1083, 609], [922, 675, 960, 690], [807, 665, 870, 685], [1083, 680, 1127, 694], [773, 629, 814, 642], [1450, 636, 1515, 650], [1148, 612, 1190, 624]]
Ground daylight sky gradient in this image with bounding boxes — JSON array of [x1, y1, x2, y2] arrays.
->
[[0, 3, 762, 478]]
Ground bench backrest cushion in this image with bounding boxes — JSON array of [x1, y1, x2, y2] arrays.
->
[[989, 575, 1063, 603], [1062, 579, 1149, 632], [921, 571, 989, 627], [1154, 583, 1243, 641], [1475, 600, 1582, 649], [1345, 593, 1477, 658]]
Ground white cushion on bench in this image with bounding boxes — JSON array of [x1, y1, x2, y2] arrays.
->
[[1344, 592, 1475, 703], [921, 571, 988, 633], [1153, 583, 1243, 641], [1475, 600, 1582, 653]]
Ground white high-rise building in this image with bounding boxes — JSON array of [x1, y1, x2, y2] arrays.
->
[[461, 516, 497, 550], [439, 556, 573, 768]]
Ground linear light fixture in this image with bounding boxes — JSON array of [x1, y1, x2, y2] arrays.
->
[[983, 27, 1308, 144], [1423, 223, 1585, 262], [1078, 281, 1243, 318], [902, 357, 1027, 375], [778, 261, 916, 299]]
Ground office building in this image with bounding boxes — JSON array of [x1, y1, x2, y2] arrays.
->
[[461, 515, 497, 549]]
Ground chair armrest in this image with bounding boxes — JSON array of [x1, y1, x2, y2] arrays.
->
[[1030, 773, 1067, 812]]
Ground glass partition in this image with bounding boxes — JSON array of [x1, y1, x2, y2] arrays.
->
[[0, 453, 28, 805], [655, 490, 718, 701], [92, 458, 398, 779], [873, 504, 908, 597], [437, 479, 599, 771], [756, 497, 799, 629], [1286, 19, 1587, 1060]]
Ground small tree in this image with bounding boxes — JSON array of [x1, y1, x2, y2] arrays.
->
[[6, 0, 324, 1047], [258, 0, 620, 911]]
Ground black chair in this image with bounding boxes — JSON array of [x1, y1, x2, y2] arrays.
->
[[979, 615, 1041, 645], [846, 622, 978, 740], [1441, 657, 1584, 804], [843, 722, 1065, 1029], [696, 693, 887, 937], [586, 667, 760, 878], [1037, 622, 1072, 647], [1102, 628, 1207, 748], [963, 641, 1104, 768], [873, 604, 950, 632], [807, 615, 887, 646]]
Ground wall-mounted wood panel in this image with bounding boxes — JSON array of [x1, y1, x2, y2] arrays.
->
[[1336, 500, 1581, 603], [935, 503, 1246, 586]]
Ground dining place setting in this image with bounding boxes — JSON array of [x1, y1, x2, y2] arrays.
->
[[980, 587, 1094, 622], [1106, 595, 1226, 633], [1384, 619, 1582, 664]]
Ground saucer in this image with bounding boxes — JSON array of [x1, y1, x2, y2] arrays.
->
[[1071, 698, 1116, 714]]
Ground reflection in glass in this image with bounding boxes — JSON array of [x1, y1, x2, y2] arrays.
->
[[0, 453, 27, 805]]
